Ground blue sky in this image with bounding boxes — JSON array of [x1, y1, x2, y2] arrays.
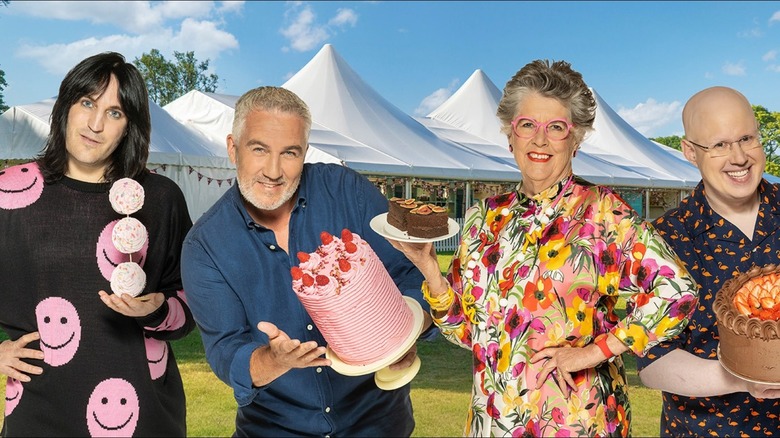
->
[[2, 1, 780, 138]]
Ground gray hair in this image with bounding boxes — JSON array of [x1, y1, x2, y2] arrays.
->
[[496, 59, 596, 144], [232, 86, 312, 143]]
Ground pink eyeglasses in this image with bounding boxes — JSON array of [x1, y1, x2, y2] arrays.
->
[[510, 116, 573, 141]]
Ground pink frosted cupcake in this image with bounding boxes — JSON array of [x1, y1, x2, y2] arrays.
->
[[109, 178, 145, 215], [110, 262, 147, 297], [111, 217, 148, 254]]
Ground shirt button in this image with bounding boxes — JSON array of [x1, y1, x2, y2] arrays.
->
[[269, 245, 276, 250], [325, 407, 331, 413], [307, 324, 313, 331], [316, 367, 322, 373]]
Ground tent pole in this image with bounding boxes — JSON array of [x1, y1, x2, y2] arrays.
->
[[645, 189, 650, 220], [465, 182, 472, 215], [405, 178, 412, 198]]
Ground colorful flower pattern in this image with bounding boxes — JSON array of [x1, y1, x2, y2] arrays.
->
[[435, 175, 698, 437]]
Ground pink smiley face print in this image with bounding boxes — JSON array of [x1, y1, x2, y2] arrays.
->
[[0, 162, 45, 210], [35, 297, 81, 367], [95, 219, 149, 281], [5, 377, 23, 416], [86, 378, 139, 437], [144, 335, 168, 380]]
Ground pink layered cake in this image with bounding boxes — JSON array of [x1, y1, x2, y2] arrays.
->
[[291, 229, 415, 366]]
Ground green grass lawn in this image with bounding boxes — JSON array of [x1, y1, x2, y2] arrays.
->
[[0, 252, 662, 436]]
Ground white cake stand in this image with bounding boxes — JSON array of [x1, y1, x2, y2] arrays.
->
[[326, 296, 425, 390]]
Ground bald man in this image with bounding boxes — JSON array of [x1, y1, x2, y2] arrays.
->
[[636, 86, 780, 437]]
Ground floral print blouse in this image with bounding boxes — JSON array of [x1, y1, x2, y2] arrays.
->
[[434, 175, 699, 437]]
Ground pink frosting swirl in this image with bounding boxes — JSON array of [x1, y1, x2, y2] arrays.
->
[[110, 262, 146, 297], [109, 178, 145, 215], [111, 217, 148, 254]]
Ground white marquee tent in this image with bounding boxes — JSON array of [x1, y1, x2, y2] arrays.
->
[[281, 44, 521, 181], [164, 90, 421, 175], [0, 98, 236, 220], [420, 68, 704, 189]]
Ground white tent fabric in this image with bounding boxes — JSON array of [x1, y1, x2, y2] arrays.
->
[[163, 91, 346, 167], [421, 69, 702, 189], [282, 44, 521, 181], [164, 90, 420, 175], [585, 90, 703, 187], [0, 98, 236, 220]]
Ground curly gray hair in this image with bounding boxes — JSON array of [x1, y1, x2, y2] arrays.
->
[[496, 59, 596, 144]]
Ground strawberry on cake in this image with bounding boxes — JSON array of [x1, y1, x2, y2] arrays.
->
[[291, 229, 417, 367]]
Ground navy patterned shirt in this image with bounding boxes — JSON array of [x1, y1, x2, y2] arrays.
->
[[636, 179, 780, 437], [182, 163, 430, 437]]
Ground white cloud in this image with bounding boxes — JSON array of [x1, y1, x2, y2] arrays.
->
[[414, 79, 460, 116], [10, 1, 240, 75], [7, 1, 161, 33], [218, 1, 245, 14], [329, 8, 358, 27], [280, 3, 358, 52], [5, 1, 222, 34], [737, 27, 762, 38], [767, 64, 780, 73], [771, 10, 780, 23], [616, 98, 682, 137], [281, 5, 329, 52], [722, 61, 746, 76], [170, 18, 239, 60], [763, 50, 778, 62]]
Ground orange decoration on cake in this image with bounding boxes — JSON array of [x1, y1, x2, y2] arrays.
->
[[715, 264, 780, 383]]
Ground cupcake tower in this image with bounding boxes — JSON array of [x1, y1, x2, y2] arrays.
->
[[108, 178, 148, 297]]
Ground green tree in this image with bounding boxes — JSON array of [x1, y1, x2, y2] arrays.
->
[[766, 160, 780, 177], [650, 135, 682, 151], [753, 105, 780, 164], [0, 66, 8, 113], [173, 51, 218, 98], [133, 49, 219, 106]]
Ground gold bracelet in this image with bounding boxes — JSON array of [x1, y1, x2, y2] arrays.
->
[[422, 280, 454, 312]]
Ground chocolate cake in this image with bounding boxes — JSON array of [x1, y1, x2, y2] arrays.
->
[[387, 198, 420, 231], [714, 264, 780, 383], [406, 204, 449, 238]]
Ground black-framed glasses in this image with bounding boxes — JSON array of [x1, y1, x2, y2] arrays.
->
[[685, 134, 762, 158]]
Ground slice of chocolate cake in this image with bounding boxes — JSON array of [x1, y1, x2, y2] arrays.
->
[[387, 198, 420, 231], [406, 204, 449, 238]]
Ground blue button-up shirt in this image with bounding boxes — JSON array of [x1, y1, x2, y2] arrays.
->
[[182, 163, 430, 437], [636, 179, 780, 437]]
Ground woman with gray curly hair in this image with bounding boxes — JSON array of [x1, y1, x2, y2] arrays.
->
[[387, 60, 699, 436]]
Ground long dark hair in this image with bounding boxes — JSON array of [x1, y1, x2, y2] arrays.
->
[[36, 52, 150, 183]]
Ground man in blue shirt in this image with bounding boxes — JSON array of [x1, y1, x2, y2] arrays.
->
[[636, 86, 780, 436], [181, 86, 432, 437]]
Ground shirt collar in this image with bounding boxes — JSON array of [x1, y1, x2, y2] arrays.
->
[[682, 178, 779, 237], [229, 167, 310, 229], [517, 173, 575, 208]]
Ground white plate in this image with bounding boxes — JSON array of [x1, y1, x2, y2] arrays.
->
[[327, 296, 425, 376], [369, 212, 460, 243]]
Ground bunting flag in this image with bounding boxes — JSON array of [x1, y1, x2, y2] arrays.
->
[[147, 164, 236, 187]]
